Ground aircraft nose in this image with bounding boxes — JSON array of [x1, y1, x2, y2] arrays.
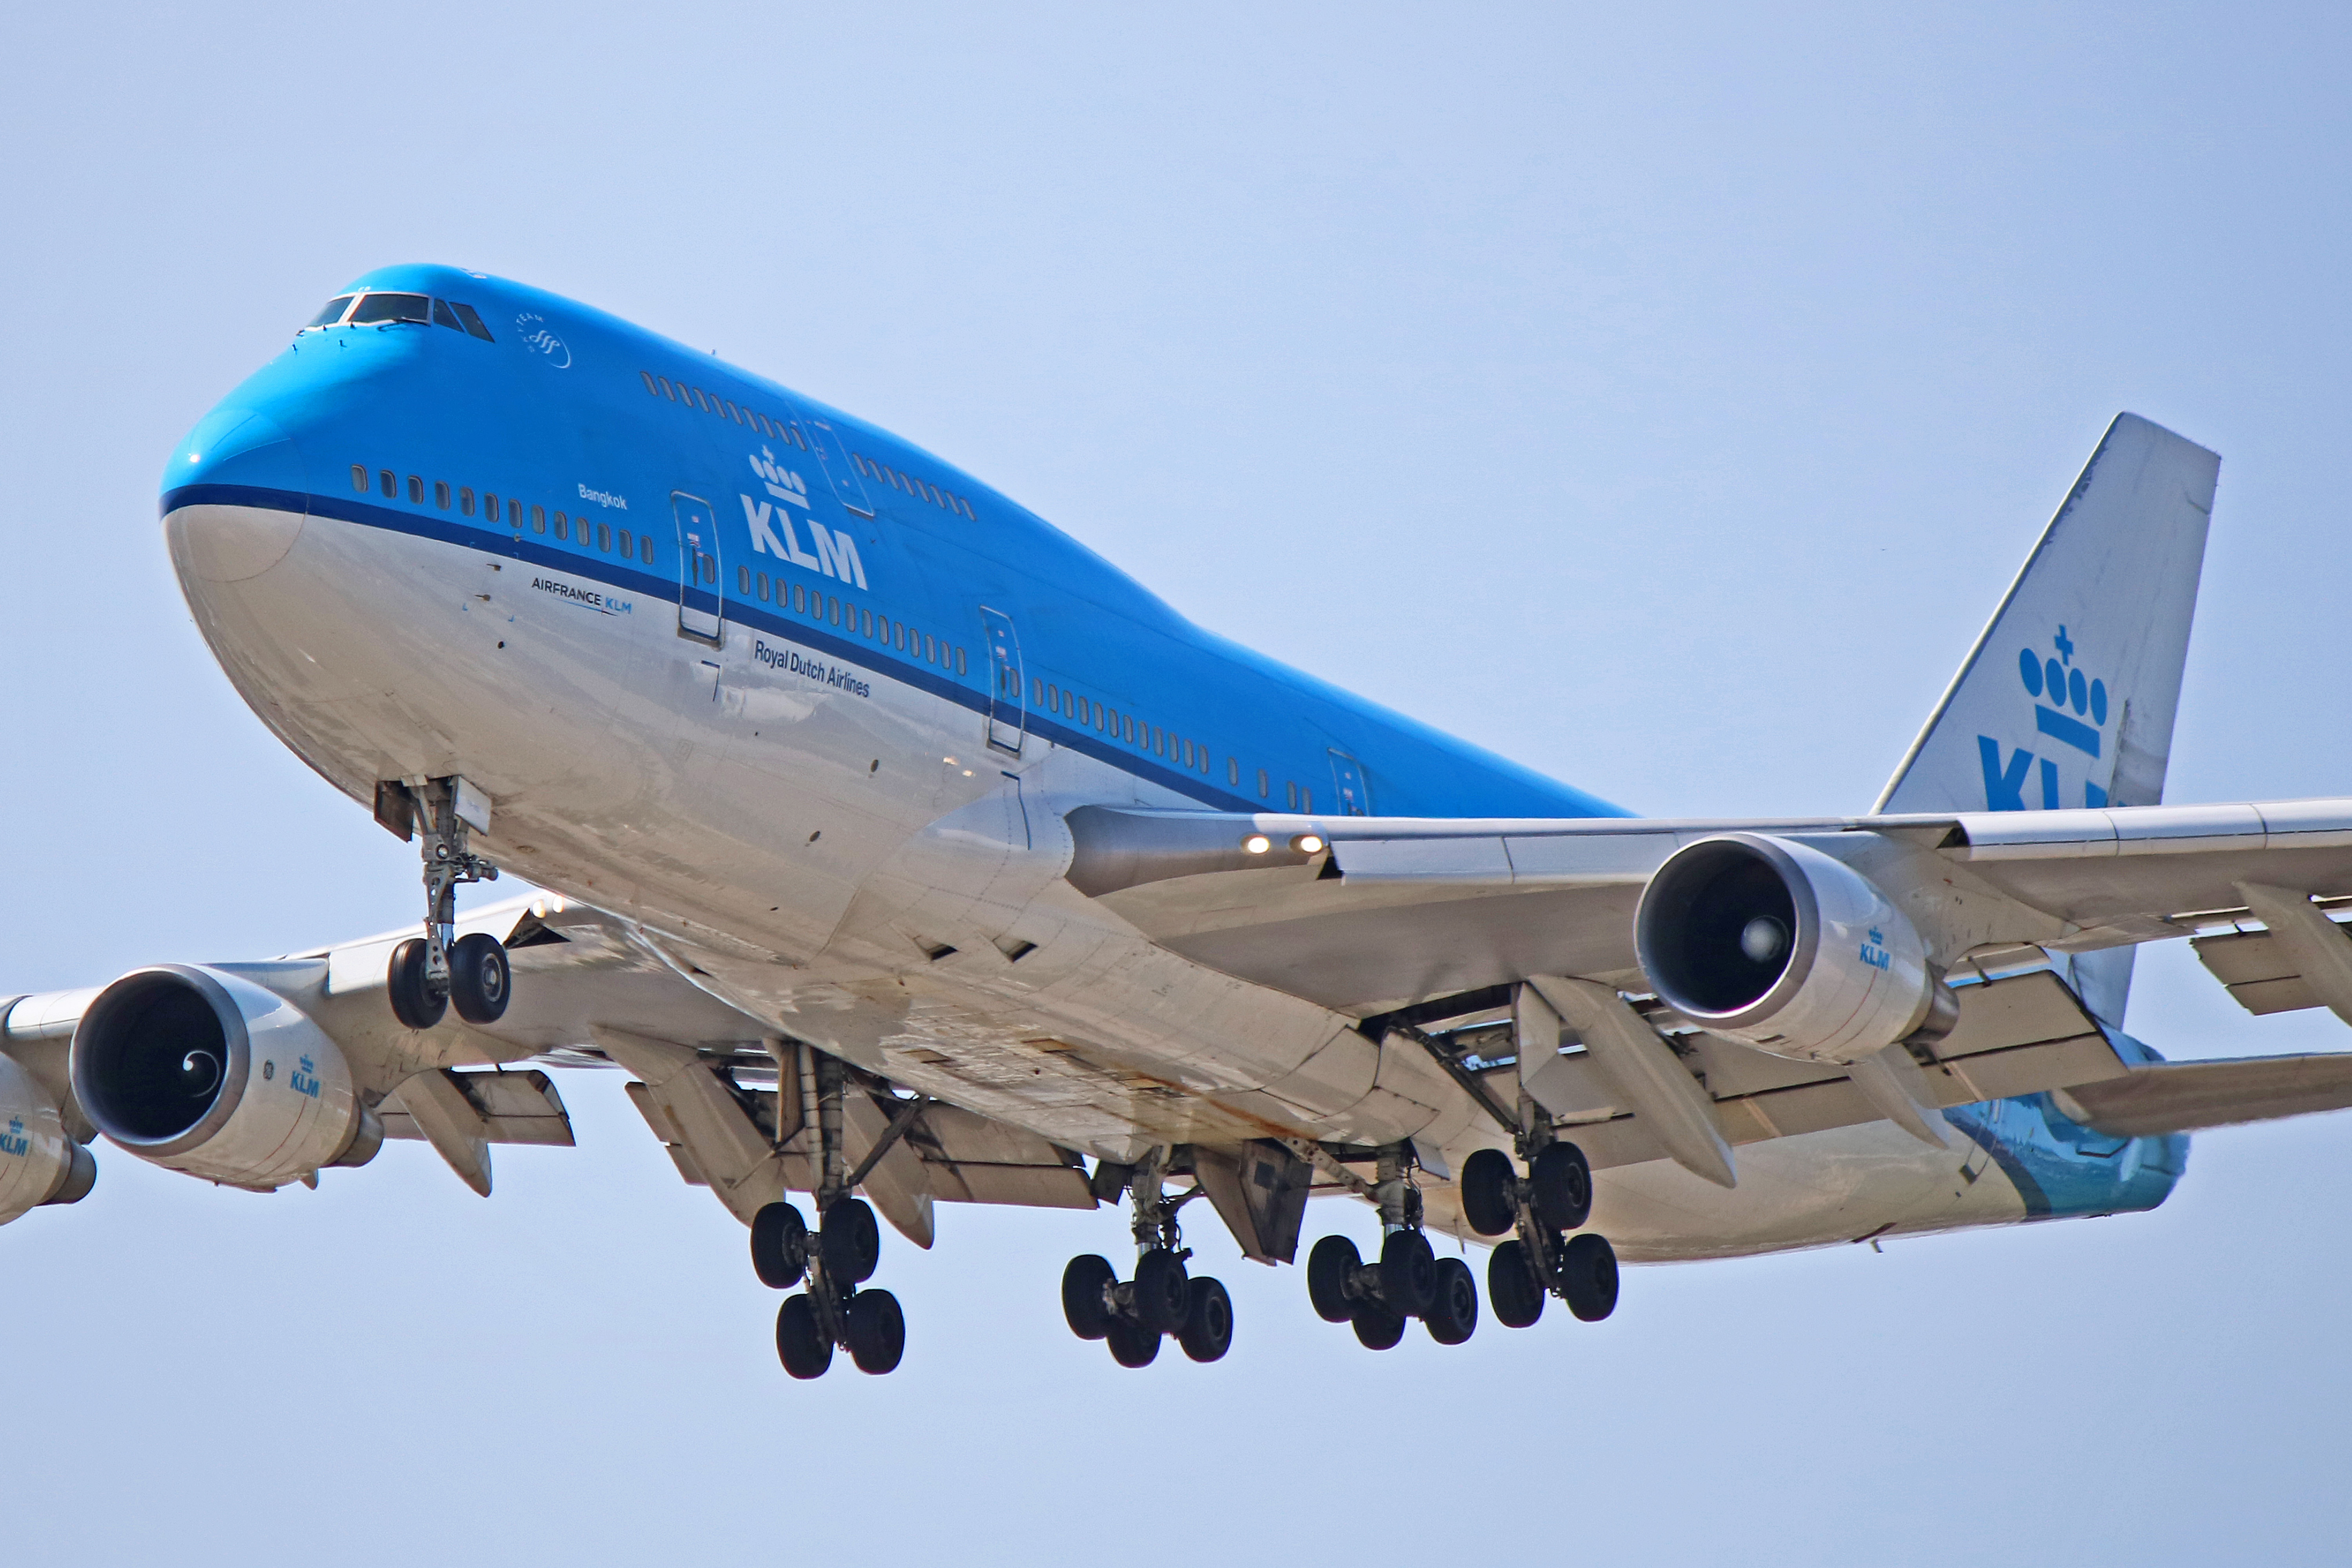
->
[[163, 405, 309, 584]]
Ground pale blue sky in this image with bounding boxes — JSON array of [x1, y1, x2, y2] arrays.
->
[[4, 5, 2350, 1562]]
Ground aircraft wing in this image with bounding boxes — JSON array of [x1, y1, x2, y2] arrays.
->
[[1068, 799, 2352, 1016]]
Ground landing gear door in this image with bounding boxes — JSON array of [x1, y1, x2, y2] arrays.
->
[[979, 607, 1025, 755], [673, 491, 722, 642], [1328, 750, 1371, 815]]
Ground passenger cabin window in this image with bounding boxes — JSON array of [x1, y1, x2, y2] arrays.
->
[[350, 465, 368, 492]]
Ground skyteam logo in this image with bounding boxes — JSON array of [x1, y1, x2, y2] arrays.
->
[[1978, 625, 2114, 812], [513, 312, 572, 369], [0, 1115, 27, 1158], [749, 448, 809, 508]]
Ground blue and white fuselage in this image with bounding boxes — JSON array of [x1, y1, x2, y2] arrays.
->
[[158, 265, 2184, 1261]]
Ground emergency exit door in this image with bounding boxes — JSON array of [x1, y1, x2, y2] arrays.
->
[[979, 607, 1025, 755]]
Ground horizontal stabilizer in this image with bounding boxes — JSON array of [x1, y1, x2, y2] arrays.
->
[[2055, 1054, 2352, 1137]]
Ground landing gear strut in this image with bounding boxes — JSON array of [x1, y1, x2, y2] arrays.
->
[[755, 1053, 906, 1378], [384, 777, 508, 1029], [1303, 1141, 1479, 1348], [1459, 1105, 1619, 1328], [1060, 1148, 1234, 1368]]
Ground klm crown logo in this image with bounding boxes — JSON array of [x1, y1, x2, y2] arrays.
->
[[0, 1115, 27, 1158], [749, 448, 809, 508], [289, 1054, 322, 1100], [1858, 927, 1893, 971], [1978, 625, 2115, 813]]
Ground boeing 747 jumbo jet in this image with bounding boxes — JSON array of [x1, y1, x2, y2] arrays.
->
[[10, 264, 2352, 1377]]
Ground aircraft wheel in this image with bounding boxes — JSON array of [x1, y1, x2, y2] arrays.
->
[[750, 1201, 809, 1289], [1106, 1314, 1161, 1368], [1379, 1228, 1439, 1318], [821, 1197, 881, 1285], [776, 1294, 833, 1379], [846, 1288, 906, 1373], [1424, 1256, 1479, 1345], [1459, 1147, 1517, 1237], [1350, 1298, 1406, 1350], [1561, 1232, 1619, 1322], [1132, 1248, 1191, 1335], [1532, 1142, 1593, 1231], [1307, 1235, 1359, 1323], [1488, 1239, 1545, 1328], [1178, 1276, 1233, 1363], [448, 933, 511, 1025], [1062, 1254, 1117, 1341], [386, 938, 446, 1029]]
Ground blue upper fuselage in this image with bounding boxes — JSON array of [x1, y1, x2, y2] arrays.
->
[[166, 263, 1626, 822]]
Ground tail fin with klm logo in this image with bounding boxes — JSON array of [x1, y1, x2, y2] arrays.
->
[[1874, 412, 2220, 1026]]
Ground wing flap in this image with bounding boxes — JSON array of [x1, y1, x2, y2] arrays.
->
[[2056, 1054, 2352, 1136]]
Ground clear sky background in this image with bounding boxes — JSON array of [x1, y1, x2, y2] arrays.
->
[[4, 4, 2350, 1563]]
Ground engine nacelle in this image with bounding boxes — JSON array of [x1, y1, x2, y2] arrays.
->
[[71, 965, 379, 1189], [0, 1051, 95, 1223], [1635, 833, 1948, 1064]]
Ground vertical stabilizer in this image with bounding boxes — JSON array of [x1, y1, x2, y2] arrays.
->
[[1875, 414, 2220, 1025]]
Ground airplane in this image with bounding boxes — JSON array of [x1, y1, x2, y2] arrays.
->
[[7, 263, 2352, 1379]]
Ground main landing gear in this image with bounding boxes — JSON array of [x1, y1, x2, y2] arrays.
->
[[383, 777, 510, 1030], [753, 1053, 907, 1379], [1303, 1142, 1481, 1349], [1457, 1131, 1619, 1329], [1060, 1149, 1234, 1368]]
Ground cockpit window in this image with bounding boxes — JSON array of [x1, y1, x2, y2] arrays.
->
[[349, 292, 432, 325], [303, 296, 355, 329], [432, 298, 464, 331], [446, 301, 494, 341]]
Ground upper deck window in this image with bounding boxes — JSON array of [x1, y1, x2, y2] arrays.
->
[[350, 293, 432, 326], [302, 296, 355, 330]]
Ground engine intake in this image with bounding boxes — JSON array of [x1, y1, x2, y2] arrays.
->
[[71, 965, 378, 1189], [1635, 834, 1947, 1064]]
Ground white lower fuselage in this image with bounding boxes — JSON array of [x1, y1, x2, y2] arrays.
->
[[167, 498, 2039, 1261]]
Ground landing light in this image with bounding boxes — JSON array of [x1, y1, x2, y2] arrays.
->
[[1243, 834, 1272, 855], [1293, 834, 1326, 855]]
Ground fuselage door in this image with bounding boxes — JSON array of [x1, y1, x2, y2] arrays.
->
[[1328, 750, 1371, 815], [673, 491, 723, 642], [979, 606, 1025, 755], [785, 405, 874, 518]]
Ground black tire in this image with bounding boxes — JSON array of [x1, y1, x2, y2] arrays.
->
[[448, 932, 511, 1025], [386, 938, 446, 1029], [1132, 1248, 1191, 1335], [1061, 1254, 1117, 1341], [1306, 1235, 1359, 1324], [1459, 1147, 1518, 1237], [820, 1197, 881, 1285], [846, 1287, 906, 1373], [1350, 1298, 1406, 1350], [1380, 1228, 1439, 1318], [1561, 1231, 1620, 1322], [1178, 1276, 1234, 1363], [1106, 1314, 1161, 1368], [1532, 1141, 1593, 1232], [750, 1201, 809, 1289], [1425, 1256, 1479, 1345], [1488, 1238, 1545, 1329], [775, 1294, 833, 1379]]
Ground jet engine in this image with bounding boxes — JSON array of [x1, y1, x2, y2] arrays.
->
[[1634, 833, 1951, 1064], [0, 1051, 96, 1223], [71, 965, 380, 1189]]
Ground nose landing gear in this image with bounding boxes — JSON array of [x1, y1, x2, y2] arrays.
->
[[755, 1053, 908, 1379], [380, 777, 507, 1029], [1059, 1148, 1234, 1368]]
